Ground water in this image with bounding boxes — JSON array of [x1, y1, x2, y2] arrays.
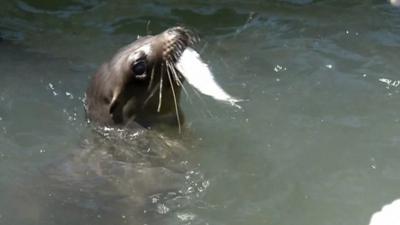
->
[[1, 0, 400, 224]]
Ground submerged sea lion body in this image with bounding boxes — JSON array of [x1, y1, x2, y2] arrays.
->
[[86, 26, 197, 128]]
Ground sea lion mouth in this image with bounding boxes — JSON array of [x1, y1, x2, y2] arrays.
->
[[138, 27, 198, 130]]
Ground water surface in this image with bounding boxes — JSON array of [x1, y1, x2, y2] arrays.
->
[[1, 1, 400, 225]]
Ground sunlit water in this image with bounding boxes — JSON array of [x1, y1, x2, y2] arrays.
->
[[1, 1, 400, 225]]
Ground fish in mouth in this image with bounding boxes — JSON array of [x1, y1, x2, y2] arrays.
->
[[85, 26, 198, 131]]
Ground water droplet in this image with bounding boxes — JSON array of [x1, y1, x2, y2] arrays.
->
[[274, 64, 287, 72], [370, 157, 377, 169], [65, 92, 74, 99]]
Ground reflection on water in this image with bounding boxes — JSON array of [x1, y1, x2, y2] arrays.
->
[[1, 0, 400, 225]]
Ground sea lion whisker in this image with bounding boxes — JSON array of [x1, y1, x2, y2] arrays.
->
[[180, 40, 188, 51], [147, 66, 155, 91], [168, 61, 193, 104], [157, 64, 164, 112], [146, 20, 151, 35], [144, 80, 161, 106], [166, 64, 182, 133], [167, 61, 184, 89], [166, 61, 178, 83], [168, 61, 183, 87]]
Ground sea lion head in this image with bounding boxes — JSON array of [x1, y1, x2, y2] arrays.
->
[[85, 27, 197, 128]]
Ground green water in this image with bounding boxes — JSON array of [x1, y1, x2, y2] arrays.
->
[[1, 0, 400, 224]]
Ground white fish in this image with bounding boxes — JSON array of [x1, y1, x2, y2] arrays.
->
[[176, 48, 241, 108]]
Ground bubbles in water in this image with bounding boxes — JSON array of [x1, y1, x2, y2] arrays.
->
[[199, 180, 210, 192], [274, 64, 287, 72], [177, 212, 196, 222], [63, 109, 78, 121], [370, 157, 377, 169], [48, 83, 58, 96], [379, 78, 400, 88], [152, 196, 159, 204], [65, 92, 74, 99], [157, 203, 170, 214]]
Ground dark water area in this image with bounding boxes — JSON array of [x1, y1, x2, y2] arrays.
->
[[1, 0, 400, 225]]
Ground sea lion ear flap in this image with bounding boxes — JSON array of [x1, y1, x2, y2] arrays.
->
[[109, 88, 124, 123], [109, 97, 118, 114], [109, 87, 121, 114], [109, 96, 123, 124]]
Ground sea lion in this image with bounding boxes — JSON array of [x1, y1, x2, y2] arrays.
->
[[5, 27, 206, 225], [85, 26, 197, 129]]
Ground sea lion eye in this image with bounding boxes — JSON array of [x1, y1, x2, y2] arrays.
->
[[132, 61, 146, 76]]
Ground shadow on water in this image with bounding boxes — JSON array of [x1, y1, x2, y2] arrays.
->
[[6, 126, 206, 225]]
